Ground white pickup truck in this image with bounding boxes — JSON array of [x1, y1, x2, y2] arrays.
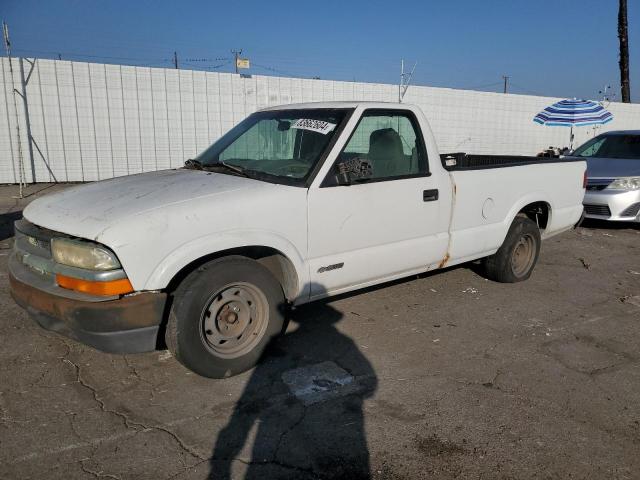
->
[[10, 102, 586, 377]]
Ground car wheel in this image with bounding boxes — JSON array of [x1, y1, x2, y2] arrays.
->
[[484, 216, 541, 283], [165, 256, 286, 378]]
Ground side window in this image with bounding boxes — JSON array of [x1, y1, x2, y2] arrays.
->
[[339, 112, 428, 180], [576, 137, 606, 157]]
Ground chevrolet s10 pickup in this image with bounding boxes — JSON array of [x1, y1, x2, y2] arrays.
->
[[10, 102, 586, 377]]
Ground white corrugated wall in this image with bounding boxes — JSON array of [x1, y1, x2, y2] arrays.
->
[[1, 57, 639, 184]]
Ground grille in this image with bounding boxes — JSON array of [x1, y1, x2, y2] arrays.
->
[[23, 232, 50, 251], [586, 179, 613, 191], [620, 202, 640, 218], [583, 204, 611, 216], [14, 220, 53, 259]]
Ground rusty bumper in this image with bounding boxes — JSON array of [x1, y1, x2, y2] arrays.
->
[[9, 255, 167, 354]]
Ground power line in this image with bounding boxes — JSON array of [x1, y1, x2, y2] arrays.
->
[[184, 57, 230, 62], [250, 62, 308, 79], [12, 48, 167, 63], [182, 60, 230, 70], [7, 44, 560, 97], [9, 46, 366, 78], [16, 27, 404, 69], [509, 82, 546, 97], [458, 81, 502, 91]]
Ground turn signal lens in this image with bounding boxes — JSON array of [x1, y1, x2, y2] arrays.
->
[[583, 171, 588, 189], [56, 274, 134, 296]]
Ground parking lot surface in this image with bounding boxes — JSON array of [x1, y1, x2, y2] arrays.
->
[[1, 184, 639, 479]]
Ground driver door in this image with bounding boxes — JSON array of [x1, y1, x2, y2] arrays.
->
[[306, 109, 450, 298]]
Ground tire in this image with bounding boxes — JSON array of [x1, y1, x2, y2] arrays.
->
[[166, 256, 286, 378], [484, 216, 541, 283]]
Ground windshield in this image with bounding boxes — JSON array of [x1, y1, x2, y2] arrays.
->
[[194, 109, 350, 184], [573, 134, 640, 160]]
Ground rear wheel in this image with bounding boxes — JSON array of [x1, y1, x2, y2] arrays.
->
[[166, 256, 285, 378], [484, 216, 541, 283]]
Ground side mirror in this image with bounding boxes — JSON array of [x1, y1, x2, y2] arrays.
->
[[335, 157, 373, 185]]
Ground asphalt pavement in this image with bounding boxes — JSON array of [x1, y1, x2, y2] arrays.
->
[[1, 183, 639, 479]]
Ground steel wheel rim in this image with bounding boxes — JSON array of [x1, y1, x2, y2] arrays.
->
[[510, 234, 535, 277], [199, 282, 269, 359]]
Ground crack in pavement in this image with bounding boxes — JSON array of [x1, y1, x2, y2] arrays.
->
[[62, 358, 206, 462], [66, 411, 85, 443], [123, 356, 151, 385], [23, 456, 90, 480], [165, 395, 319, 479], [122, 355, 163, 404], [162, 458, 210, 480], [229, 456, 321, 480], [273, 402, 308, 465], [10, 410, 227, 465], [164, 455, 323, 480], [458, 356, 640, 446], [79, 459, 122, 480]]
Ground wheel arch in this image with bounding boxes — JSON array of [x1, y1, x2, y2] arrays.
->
[[517, 200, 552, 231], [164, 246, 301, 302], [505, 194, 553, 233]]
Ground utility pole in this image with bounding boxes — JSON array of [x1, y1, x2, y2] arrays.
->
[[502, 75, 509, 94], [231, 49, 242, 74], [618, 0, 631, 102], [173, 51, 178, 69]]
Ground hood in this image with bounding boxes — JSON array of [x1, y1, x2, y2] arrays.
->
[[583, 157, 640, 179], [23, 169, 276, 240]]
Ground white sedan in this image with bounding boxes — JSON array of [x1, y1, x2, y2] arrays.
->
[[574, 130, 640, 222]]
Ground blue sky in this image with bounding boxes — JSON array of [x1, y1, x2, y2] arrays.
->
[[1, 0, 638, 101]]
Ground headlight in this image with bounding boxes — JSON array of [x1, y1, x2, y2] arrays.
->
[[51, 238, 121, 270], [607, 177, 640, 190]]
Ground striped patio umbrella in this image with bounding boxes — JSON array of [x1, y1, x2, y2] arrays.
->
[[533, 99, 613, 149]]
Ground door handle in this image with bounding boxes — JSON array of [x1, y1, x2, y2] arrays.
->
[[423, 189, 439, 202]]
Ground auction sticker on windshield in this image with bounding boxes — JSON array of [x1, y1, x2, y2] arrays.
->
[[291, 119, 336, 135]]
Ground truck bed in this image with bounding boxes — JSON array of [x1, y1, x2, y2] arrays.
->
[[440, 152, 584, 171], [442, 155, 585, 267]]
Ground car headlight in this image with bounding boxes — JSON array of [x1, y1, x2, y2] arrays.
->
[[51, 238, 121, 270], [606, 177, 640, 191]]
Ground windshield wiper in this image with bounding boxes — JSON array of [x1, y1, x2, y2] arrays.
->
[[184, 159, 204, 170], [186, 158, 255, 179], [213, 161, 252, 178]]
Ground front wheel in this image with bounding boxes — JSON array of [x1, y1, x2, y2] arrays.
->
[[483, 216, 541, 283], [165, 256, 286, 378]]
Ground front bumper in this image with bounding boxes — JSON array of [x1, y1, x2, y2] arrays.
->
[[583, 189, 640, 222], [9, 254, 167, 354]]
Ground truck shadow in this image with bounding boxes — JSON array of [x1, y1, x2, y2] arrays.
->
[[209, 285, 377, 479], [579, 218, 640, 231]]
